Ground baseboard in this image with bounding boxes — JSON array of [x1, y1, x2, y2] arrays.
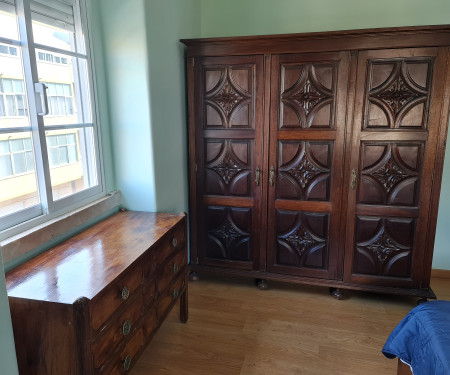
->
[[431, 269, 450, 279]]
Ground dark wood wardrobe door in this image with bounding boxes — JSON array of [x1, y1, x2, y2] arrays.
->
[[192, 56, 264, 270], [266, 52, 350, 279], [343, 48, 449, 288]]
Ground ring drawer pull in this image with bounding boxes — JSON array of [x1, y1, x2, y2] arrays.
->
[[122, 320, 132, 336], [124, 355, 132, 371], [172, 288, 179, 300], [173, 263, 179, 273], [171, 237, 177, 247], [121, 286, 130, 300]]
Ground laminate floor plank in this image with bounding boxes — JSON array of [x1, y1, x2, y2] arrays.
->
[[131, 276, 450, 375]]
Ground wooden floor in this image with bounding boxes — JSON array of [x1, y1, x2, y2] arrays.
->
[[132, 275, 450, 375]]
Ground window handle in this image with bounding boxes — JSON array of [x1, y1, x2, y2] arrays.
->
[[34, 82, 49, 116]]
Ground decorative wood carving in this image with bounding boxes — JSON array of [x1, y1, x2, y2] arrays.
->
[[366, 60, 432, 129], [204, 66, 253, 128], [280, 63, 337, 128], [206, 206, 252, 262], [353, 216, 414, 277], [184, 27, 450, 299], [278, 141, 332, 201], [205, 140, 251, 196], [276, 211, 329, 269], [359, 143, 422, 206]]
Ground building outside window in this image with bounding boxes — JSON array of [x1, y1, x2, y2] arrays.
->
[[0, 0, 103, 231], [0, 78, 28, 117]]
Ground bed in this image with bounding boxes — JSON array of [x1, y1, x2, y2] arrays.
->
[[382, 300, 450, 375]]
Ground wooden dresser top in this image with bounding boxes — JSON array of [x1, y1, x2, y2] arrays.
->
[[6, 211, 185, 304]]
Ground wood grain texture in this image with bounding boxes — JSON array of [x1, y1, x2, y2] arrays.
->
[[181, 26, 450, 57], [6, 211, 185, 303], [130, 274, 450, 375], [6, 211, 189, 375], [184, 27, 450, 299]]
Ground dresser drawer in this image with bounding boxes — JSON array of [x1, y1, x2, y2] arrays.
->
[[157, 271, 186, 320], [99, 328, 145, 375], [92, 295, 144, 369], [157, 248, 187, 294], [142, 304, 158, 338], [155, 221, 186, 266], [143, 279, 157, 309], [90, 265, 143, 331]]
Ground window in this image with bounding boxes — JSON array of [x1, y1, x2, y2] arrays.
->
[[47, 133, 78, 167], [45, 83, 74, 116], [0, 78, 28, 117], [0, 137, 34, 178], [0, 43, 18, 56], [37, 51, 68, 64], [0, 0, 103, 232]]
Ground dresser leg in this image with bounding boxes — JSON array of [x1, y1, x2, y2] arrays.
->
[[329, 287, 344, 300], [180, 289, 188, 323], [255, 279, 269, 290], [189, 271, 200, 281]]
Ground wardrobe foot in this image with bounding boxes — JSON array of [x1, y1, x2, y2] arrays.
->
[[417, 297, 428, 305], [189, 272, 200, 281], [329, 287, 344, 300], [255, 279, 269, 290]]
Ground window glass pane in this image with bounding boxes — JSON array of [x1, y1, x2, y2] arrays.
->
[[32, 21, 79, 53], [50, 127, 98, 201], [0, 132, 40, 219], [48, 82, 57, 95], [65, 97, 73, 115], [57, 97, 66, 115], [47, 135, 57, 147], [3, 79, 13, 92], [9, 46, 17, 56], [49, 96, 58, 115], [48, 147, 58, 167], [0, 10, 20, 40], [24, 138, 32, 150], [56, 134, 66, 145], [58, 146, 68, 164], [0, 45, 8, 54], [67, 133, 76, 144], [0, 49, 31, 128], [5, 95, 15, 116], [0, 140, 10, 153], [25, 151, 34, 171], [0, 154, 13, 178], [13, 80, 23, 93], [13, 152, 26, 174], [37, 53, 91, 124], [11, 138, 24, 152], [56, 83, 64, 96], [67, 145, 77, 163], [63, 84, 71, 96]]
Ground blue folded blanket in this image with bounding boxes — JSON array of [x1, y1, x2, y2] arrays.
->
[[382, 300, 450, 375]]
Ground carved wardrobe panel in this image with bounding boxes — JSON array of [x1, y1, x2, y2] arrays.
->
[[343, 47, 448, 290], [194, 55, 264, 271], [183, 27, 450, 298]]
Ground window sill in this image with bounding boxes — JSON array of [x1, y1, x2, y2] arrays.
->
[[0, 190, 122, 267]]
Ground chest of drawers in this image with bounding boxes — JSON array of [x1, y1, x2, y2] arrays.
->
[[5, 210, 188, 374]]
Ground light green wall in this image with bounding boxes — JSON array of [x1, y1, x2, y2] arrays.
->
[[97, 0, 157, 210], [97, 0, 201, 212], [201, 0, 450, 37], [145, 0, 201, 212], [200, 0, 450, 270], [0, 253, 19, 375]]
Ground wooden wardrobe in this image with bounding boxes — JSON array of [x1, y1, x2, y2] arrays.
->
[[181, 26, 450, 299]]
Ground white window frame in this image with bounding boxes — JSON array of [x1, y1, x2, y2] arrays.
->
[[0, 0, 105, 238]]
